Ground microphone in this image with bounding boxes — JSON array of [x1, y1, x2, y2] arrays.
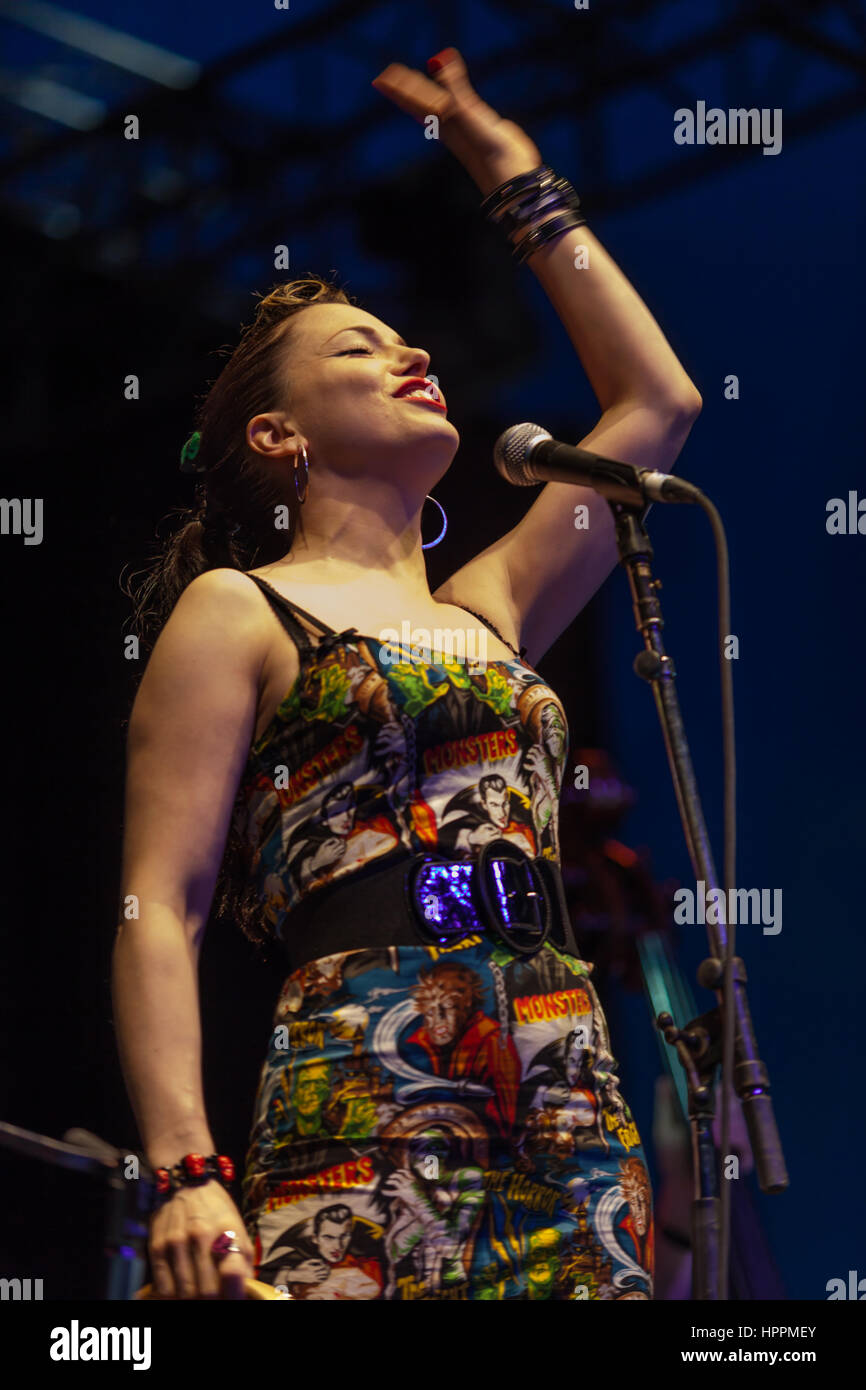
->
[[494, 422, 702, 506]]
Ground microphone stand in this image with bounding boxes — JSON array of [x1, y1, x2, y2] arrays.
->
[[608, 502, 788, 1300]]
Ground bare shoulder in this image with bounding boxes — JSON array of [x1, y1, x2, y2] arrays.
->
[[178, 564, 268, 616], [133, 567, 275, 719], [158, 566, 277, 649]]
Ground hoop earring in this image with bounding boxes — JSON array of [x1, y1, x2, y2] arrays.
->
[[294, 443, 309, 504], [421, 494, 448, 550]]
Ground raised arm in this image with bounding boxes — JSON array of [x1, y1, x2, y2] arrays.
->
[[436, 222, 701, 664], [112, 567, 271, 1298], [374, 48, 701, 664]]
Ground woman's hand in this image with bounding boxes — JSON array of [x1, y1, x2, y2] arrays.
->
[[372, 47, 542, 196], [148, 1181, 256, 1299]]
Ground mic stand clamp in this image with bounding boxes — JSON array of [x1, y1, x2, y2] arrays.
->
[[655, 1007, 723, 1301]]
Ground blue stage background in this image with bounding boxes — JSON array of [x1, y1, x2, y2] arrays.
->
[[2, 0, 863, 1299]]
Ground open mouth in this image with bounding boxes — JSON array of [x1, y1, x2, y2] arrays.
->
[[402, 394, 447, 411], [395, 377, 447, 411]]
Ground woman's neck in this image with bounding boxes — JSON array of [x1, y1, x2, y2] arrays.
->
[[260, 548, 434, 601]]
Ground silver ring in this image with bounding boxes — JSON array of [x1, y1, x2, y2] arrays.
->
[[211, 1229, 243, 1259]]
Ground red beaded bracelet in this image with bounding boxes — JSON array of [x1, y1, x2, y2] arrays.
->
[[152, 1153, 236, 1207]]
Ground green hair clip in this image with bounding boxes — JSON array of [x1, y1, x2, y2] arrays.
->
[[179, 430, 205, 473]]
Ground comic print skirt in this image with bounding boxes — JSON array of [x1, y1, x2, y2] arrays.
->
[[240, 936, 654, 1300]]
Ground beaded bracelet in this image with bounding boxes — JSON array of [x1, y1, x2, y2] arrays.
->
[[152, 1152, 236, 1210]]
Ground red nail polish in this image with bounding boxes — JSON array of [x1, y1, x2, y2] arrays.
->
[[427, 49, 452, 73]]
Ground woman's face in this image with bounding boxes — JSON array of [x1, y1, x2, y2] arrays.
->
[[254, 301, 459, 482]]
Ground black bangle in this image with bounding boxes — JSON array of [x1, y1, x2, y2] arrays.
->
[[481, 164, 588, 266], [500, 186, 583, 243], [479, 164, 555, 217], [484, 174, 567, 234], [513, 210, 588, 265], [484, 173, 578, 220]]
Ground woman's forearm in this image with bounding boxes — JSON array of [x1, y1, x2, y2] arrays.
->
[[521, 224, 701, 412], [112, 910, 216, 1169]]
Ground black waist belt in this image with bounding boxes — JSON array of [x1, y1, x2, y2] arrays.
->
[[277, 840, 581, 974]]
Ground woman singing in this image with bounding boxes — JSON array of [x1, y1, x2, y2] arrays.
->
[[112, 48, 701, 1301]]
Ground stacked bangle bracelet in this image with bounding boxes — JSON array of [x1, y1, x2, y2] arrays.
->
[[481, 163, 587, 265]]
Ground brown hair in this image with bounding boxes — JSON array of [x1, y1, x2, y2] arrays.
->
[[124, 274, 354, 953], [126, 274, 354, 652]]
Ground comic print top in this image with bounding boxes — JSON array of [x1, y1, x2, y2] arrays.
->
[[231, 575, 572, 944], [232, 576, 655, 1300]]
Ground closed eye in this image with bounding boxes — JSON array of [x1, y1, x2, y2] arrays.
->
[[335, 346, 373, 355]]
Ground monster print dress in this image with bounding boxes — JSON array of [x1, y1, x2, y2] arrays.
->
[[231, 574, 654, 1301]]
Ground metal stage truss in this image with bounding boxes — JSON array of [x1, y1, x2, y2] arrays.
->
[[1, 0, 864, 322]]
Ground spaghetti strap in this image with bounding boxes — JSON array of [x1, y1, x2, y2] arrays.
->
[[246, 574, 527, 664], [457, 603, 528, 661], [245, 573, 337, 660]]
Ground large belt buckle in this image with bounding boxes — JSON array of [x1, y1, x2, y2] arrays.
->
[[475, 839, 551, 956], [405, 856, 480, 948]]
